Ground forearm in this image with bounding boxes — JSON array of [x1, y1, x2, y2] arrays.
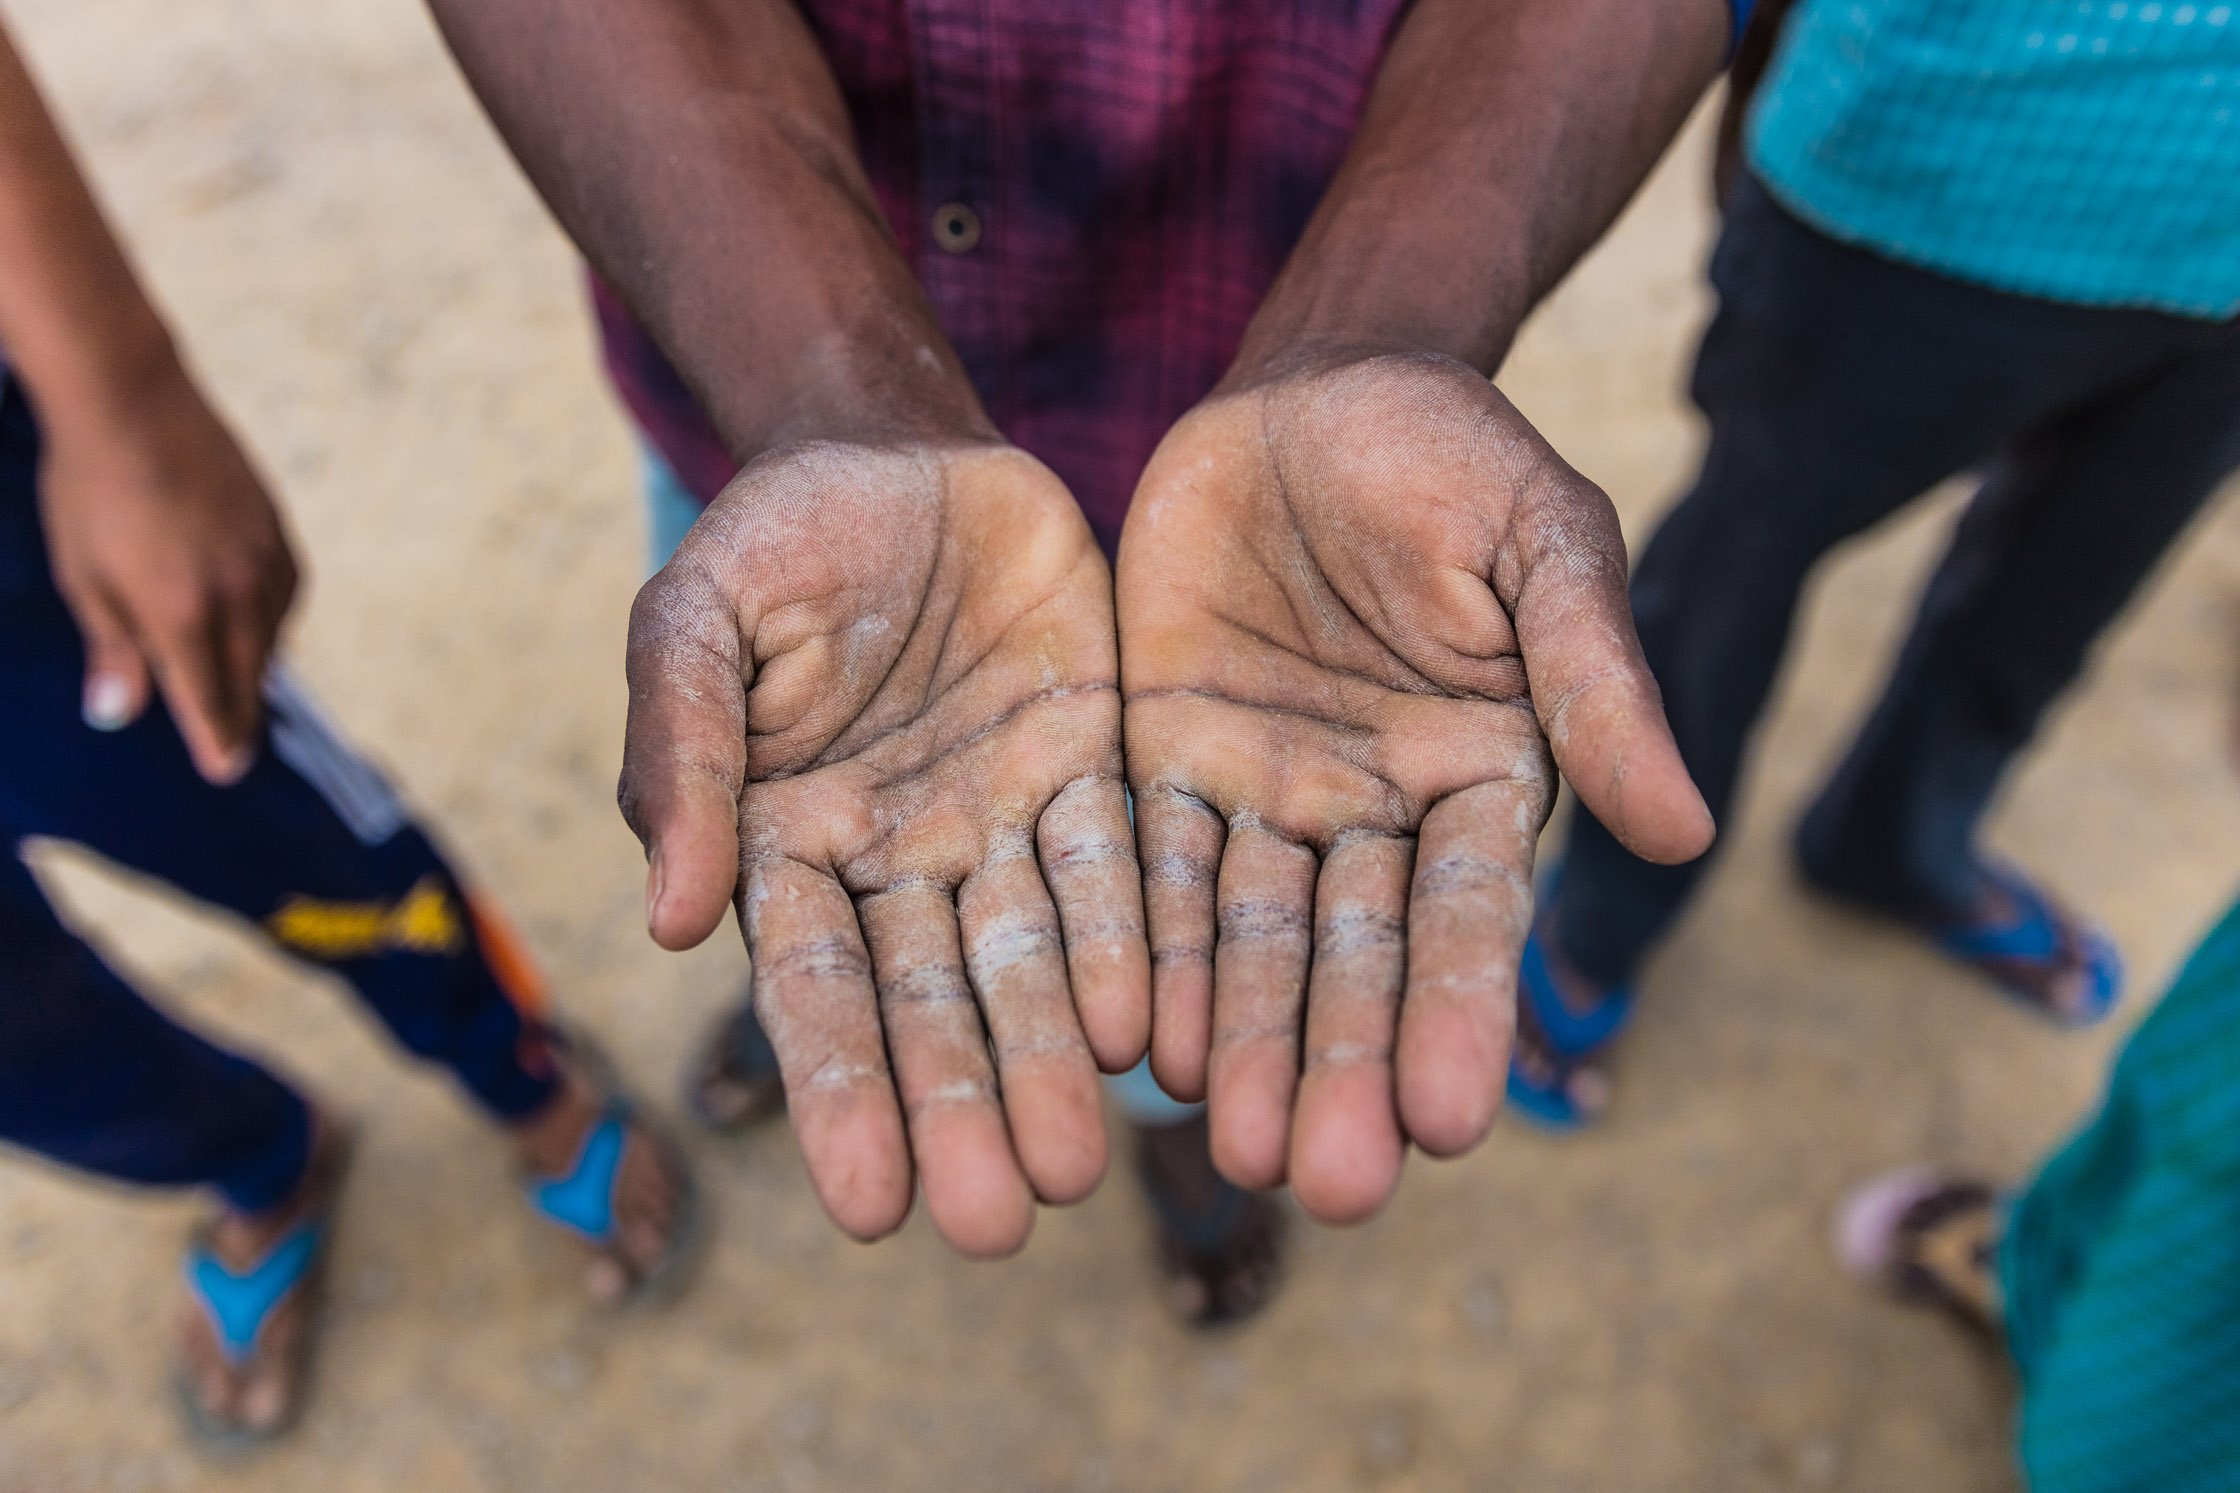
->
[[1230, 0, 1729, 384], [427, 0, 990, 457], [0, 19, 182, 440]]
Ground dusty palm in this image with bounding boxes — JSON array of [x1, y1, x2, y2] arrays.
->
[[623, 443, 1147, 1257], [1116, 354, 1710, 1223]]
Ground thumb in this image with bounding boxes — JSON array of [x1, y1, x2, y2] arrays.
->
[[621, 563, 750, 951], [75, 595, 153, 734], [1504, 467, 1713, 866]]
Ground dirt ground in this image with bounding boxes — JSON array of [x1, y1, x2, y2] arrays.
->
[[6, 2, 2240, 1489]]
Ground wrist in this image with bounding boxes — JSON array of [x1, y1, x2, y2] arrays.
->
[[749, 321, 999, 456], [20, 309, 190, 448], [1221, 193, 1530, 394]]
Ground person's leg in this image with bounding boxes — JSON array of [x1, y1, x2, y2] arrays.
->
[[0, 381, 688, 1303], [1798, 325, 2240, 922], [1837, 897, 2240, 1490], [1513, 179, 2219, 1123], [1552, 177, 2191, 987], [0, 379, 553, 1124], [0, 847, 311, 1210], [2000, 895, 2240, 1490], [0, 841, 349, 1439]]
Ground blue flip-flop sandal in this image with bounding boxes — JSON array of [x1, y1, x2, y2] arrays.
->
[[175, 1211, 334, 1449], [1927, 862, 2122, 1027], [1506, 917, 1636, 1131], [524, 1097, 700, 1304]]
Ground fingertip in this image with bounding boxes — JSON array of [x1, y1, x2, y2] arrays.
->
[[644, 833, 738, 951], [1207, 1051, 1294, 1191], [918, 1114, 1038, 1259], [208, 742, 257, 787], [1077, 952, 1153, 1075], [1606, 754, 1715, 866], [1085, 1015, 1151, 1077], [1395, 1030, 1504, 1158], [797, 1091, 916, 1242], [1148, 1027, 1209, 1105], [1289, 1068, 1404, 1225], [1006, 1069, 1110, 1207]]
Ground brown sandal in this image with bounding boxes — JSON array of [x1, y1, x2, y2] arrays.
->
[[1834, 1166, 2004, 1333]]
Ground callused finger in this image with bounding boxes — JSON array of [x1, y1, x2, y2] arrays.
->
[[1134, 783, 1226, 1101], [1396, 776, 1548, 1156], [858, 881, 1035, 1258], [742, 856, 913, 1240], [1291, 831, 1412, 1224], [1037, 775, 1150, 1074], [959, 842, 1107, 1206], [1207, 822, 1316, 1189]]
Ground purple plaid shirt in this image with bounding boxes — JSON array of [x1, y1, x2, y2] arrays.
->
[[595, 0, 1415, 555]]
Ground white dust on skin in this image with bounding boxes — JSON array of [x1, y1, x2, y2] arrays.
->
[[1313, 901, 1407, 965], [962, 897, 1085, 1064], [1309, 1041, 1391, 1070], [739, 862, 891, 1100]]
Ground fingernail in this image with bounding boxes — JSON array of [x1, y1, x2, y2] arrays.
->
[[82, 675, 133, 731], [645, 848, 665, 933]]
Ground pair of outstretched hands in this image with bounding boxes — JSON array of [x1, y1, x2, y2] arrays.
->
[[622, 350, 1715, 1257], [46, 344, 1709, 1258]]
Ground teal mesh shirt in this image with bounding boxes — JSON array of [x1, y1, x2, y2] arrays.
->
[[1746, 0, 2240, 318]]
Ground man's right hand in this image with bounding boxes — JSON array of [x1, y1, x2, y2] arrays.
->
[[621, 442, 1147, 1257]]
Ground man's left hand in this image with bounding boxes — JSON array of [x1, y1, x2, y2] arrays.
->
[[1115, 351, 1711, 1223]]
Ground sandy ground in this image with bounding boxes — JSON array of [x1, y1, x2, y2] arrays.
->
[[5, 2, 2240, 1489]]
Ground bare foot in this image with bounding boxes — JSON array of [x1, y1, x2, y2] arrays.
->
[[175, 1106, 350, 1443], [515, 1053, 693, 1304]]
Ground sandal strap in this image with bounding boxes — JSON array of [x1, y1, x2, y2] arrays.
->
[[184, 1223, 324, 1366], [1517, 931, 1635, 1057], [526, 1111, 628, 1243], [1934, 864, 2061, 962], [1930, 863, 2122, 1024]]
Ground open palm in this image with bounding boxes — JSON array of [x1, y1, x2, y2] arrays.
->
[[1116, 354, 1710, 1222], [623, 442, 1147, 1257]]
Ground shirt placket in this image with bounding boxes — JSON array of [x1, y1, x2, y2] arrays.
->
[[906, 0, 1006, 417]]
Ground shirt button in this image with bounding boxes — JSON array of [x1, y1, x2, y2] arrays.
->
[[931, 202, 982, 254]]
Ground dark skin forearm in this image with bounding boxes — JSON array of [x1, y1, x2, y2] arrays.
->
[[1118, 0, 1727, 1209], [0, 16, 179, 435], [425, 0, 991, 456], [1230, 0, 1730, 386], [0, 17, 295, 784]]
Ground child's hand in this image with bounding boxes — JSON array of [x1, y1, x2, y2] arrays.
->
[[37, 362, 298, 784]]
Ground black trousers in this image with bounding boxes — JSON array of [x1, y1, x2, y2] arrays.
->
[[1554, 175, 2240, 987]]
